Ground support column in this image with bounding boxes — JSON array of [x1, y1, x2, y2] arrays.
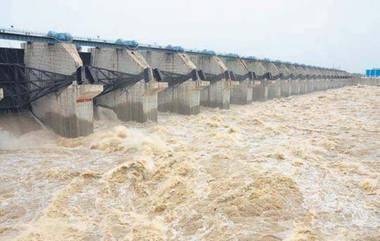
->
[[170, 80, 200, 114], [285, 64, 299, 95], [299, 79, 307, 94], [280, 79, 291, 97], [295, 66, 307, 95], [289, 79, 300, 95], [204, 79, 230, 108], [309, 68, 320, 92], [244, 59, 268, 101], [91, 48, 157, 122], [230, 80, 253, 104], [220, 56, 253, 104], [140, 49, 201, 115], [274, 63, 291, 97], [0, 88, 3, 102], [188, 54, 230, 109], [24, 42, 102, 138], [262, 61, 281, 99], [252, 80, 268, 101], [32, 84, 102, 137], [267, 80, 281, 99], [157, 83, 171, 112]]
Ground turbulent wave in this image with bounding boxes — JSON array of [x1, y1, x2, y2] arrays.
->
[[0, 86, 379, 241]]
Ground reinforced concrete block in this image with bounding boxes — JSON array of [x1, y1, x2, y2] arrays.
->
[[325, 79, 332, 90], [290, 79, 300, 95], [252, 80, 268, 101], [157, 83, 172, 112], [201, 80, 230, 109], [298, 79, 307, 94], [140, 49, 201, 115], [91, 48, 158, 122], [32, 84, 103, 138], [23, 42, 82, 75], [304, 79, 313, 93], [188, 54, 231, 109], [24, 42, 102, 137], [219, 57, 252, 105], [170, 80, 200, 115], [230, 80, 253, 104], [267, 80, 281, 99], [280, 79, 291, 97], [314, 79, 320, 91], [95, 82, 158, 122], [275, 63, 293, 97], [242, 60, 270, 101]]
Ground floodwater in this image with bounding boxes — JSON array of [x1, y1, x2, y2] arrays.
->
[[0, 85, 379, 241]]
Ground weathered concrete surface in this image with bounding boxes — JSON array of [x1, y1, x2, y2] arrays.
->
[[140, 49, 200, 115], [262, 61, 281, 99], [91, 48, 157, 122], [244, 60, 268, 101], [286, 65, 301, 95], [301, 67, 314, 93], [314, 68, 327, 91], [0, 88, 3, 102], [220, 56, 252, 104], [308, 67, 319, 92], [294, 66, 308, 95], [24, 42, 102, 138], [32, 84, 103, 138], [188, 53, 230, 109], [275, 63, 292, 97], [370, 78, 380, 86], [23, 42, 82, 75]]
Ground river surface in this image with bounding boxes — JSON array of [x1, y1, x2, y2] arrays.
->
[[0, 85, 379, 241]]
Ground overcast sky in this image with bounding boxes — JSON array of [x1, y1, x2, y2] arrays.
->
[[1, 0, 379, 73]]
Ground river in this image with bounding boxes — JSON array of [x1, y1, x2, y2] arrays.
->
[[0, 85, 379, 240]]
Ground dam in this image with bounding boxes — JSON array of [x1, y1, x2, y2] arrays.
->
[[0, 29, 372, 138], [0, 28, 379, 241]]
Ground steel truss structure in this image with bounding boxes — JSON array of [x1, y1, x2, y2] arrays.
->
[[153, 68, 199, 86], [78, 65, 151, 96], [0, 63, 74, 111]]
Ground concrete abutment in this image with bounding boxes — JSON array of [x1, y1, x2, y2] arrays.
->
[[140, 49, 201, 115], [24, 42, 102, 138], [187, 54, 231, 109], [91, 48, 158, 122], [220, 57, 253, 104]]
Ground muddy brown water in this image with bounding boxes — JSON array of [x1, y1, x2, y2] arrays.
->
[[0, 86, 379, 241]]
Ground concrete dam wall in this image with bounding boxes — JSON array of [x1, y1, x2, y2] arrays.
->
[[0, 41, 374, 138]]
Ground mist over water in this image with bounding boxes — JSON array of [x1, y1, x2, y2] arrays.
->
[[0, 86, 379, 240]]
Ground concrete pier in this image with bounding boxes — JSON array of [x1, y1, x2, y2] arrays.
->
[[294, 66, 308, 95], [286, 64, 301, 95], [301, 66, 313, 93], [314, 68, 326, 91], [309, 67, 319, 92], [0, 88, 3, 102], [244, 59, 268, 101], [139, 48, 200, 115], [24, 42, 102, 138], [90, 48, 157, 122], [361, 77, 377, 86], [274, 63, 292, 97], [187, 53, 230, 109], [262, 61, 281, 99], [219, 56, 253, 104]]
